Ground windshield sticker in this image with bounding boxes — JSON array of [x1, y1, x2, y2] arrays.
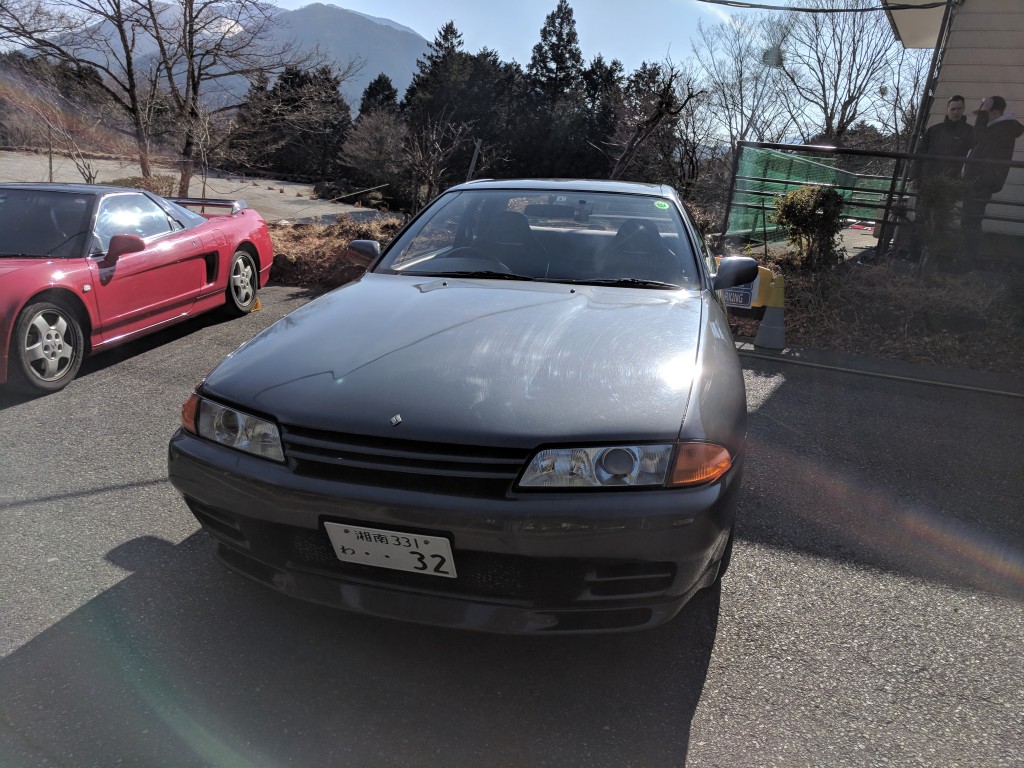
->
[[654, 201, 670, 210]]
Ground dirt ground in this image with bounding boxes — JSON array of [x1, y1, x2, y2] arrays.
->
[[0, 149, 358, 223]]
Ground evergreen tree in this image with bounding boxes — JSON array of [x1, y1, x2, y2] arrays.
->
[[519, 0, 588, 177], [527, 0, 584, 107], [228, 65, 352, 178], [400, 25, 526, 189], [227, 74, 274, 172], [579, 55, 625, 177], [402, 21, 472, 123], [358, 73, 399, 117]]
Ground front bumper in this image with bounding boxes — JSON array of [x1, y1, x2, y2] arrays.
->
[[168, 429, 742, 633]]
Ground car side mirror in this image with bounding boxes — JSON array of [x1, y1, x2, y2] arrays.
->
[[106, 234, 146, 264], [347, 239, 381, 260], [712, 256, 759, 291]]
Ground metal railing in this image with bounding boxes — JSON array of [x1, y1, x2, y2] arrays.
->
[[723, 141, 1024, 264]]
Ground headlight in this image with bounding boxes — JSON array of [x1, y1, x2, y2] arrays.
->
[[520, 444, 673, 488], [518, 442, 731, 489], [189, 397, 285, 463]]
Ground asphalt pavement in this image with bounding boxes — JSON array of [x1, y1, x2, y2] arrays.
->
[[1, 287, 1022, 767]]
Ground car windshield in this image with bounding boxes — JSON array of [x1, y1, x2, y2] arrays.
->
[[375, 189, 701, 287], [0, 188, 95, 258]]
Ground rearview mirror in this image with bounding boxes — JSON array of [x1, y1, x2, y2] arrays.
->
[[106, 234, 146, 264], [712, 256, 759, 291]]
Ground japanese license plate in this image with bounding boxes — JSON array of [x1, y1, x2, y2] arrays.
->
[[323, 522, 457, 578]]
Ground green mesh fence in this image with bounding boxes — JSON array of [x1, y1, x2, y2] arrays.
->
[[726, 146, 896, 242]]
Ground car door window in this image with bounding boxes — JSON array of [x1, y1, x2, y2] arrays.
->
[[94, 193, 173, 252]]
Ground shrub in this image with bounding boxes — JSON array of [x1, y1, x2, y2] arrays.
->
[[774, 185, 845, 272], [107, 175, 178, 197]]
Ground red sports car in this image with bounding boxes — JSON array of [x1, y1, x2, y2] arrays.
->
[[0, 183, 274, 394]]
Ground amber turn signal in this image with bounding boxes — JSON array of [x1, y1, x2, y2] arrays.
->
[[181, 392, 201, 435], [670, 443, 732, 487]]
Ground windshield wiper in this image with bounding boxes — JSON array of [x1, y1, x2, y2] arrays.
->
[[0, 252, 44, 258], [582, 277, 681, 289], [48, 230, 89, 256]]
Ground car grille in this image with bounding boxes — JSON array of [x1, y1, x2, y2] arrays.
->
[[290, 527, 550, 601], [279, 424, 531, 497], [288, 526, 676, 604], [187, 499, 676, 606]]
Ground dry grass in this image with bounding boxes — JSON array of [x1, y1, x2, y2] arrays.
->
[[732, 255, 1024, 375], [268, 218, 1023, 375], [268, 215, 404, 290]]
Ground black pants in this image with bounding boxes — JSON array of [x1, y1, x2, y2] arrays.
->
[[960, 188, 992, 259]]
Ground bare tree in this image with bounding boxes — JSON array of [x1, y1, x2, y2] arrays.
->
[[342, 109, 409, 185], [0, 55, 118, 181], [609, 61, 703, 180], [872, 47, 930, 153], [778, 0, 900, 144], [0, 0, 334, 193], [403, 116, 471, 210], [0, 0, 160, 175], [139, 0, 339, 194], [691, 17, 793, 147], [669, 79, 719, 196]]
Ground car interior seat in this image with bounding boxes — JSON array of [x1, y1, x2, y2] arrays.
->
[[476, 210, 548, 277], [598, 218, 682, 285]]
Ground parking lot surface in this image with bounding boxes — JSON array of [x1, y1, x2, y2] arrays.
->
[[0, 149, 358, 222], [1, 286, 1021, 767]]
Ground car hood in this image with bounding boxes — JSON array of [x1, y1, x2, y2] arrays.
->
[[204, 274, 706, 446]]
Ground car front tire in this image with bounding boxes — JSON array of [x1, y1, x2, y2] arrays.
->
[[714, 529, 735, 583], [225, 250, 258, 316], [10, 301, 85, 394]]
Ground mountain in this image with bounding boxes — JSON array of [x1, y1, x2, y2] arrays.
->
[[269, 3, 429, 108], [36, 2, 428, 113]]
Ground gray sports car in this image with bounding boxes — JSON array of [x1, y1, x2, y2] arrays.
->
[[168, 179, 759, 633]]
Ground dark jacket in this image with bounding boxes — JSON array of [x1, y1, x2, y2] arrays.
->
[[962, 112, 1024, 194], [916, 117, 973, 180]]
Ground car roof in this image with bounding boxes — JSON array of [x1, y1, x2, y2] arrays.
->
[[0, 182, 145, 196], [447, 178, 682, 203]]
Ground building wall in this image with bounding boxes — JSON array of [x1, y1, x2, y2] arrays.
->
[[926, 0, 1024, 235]]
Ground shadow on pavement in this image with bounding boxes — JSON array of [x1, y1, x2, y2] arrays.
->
[[0, 532, 720, 767], [739, 356, 1024, 602]]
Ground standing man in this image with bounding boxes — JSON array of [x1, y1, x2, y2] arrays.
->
[[916, 94, 973, 181], [960, 96, 1024, 269], [910, 95, 973, 262]]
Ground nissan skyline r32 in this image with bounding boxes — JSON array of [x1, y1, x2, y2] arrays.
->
[[0, 183, 273, 394], [168, 179, 759, 634]]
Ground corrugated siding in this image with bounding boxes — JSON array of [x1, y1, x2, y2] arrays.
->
[[929, 0, 1024, 234]]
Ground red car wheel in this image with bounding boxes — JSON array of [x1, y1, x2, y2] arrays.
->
[[10, 301, 85, 393]]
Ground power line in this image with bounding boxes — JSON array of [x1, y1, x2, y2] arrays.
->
[[695, 0, 949, 12]]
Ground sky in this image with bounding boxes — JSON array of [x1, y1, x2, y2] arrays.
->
[[272, 0, 743, 73]]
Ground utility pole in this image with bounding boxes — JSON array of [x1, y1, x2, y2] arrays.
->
[[466, 139, 482, 181]]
